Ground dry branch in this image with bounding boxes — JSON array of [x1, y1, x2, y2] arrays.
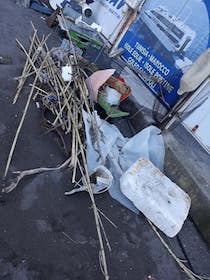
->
[[2, 158, 71, 193]]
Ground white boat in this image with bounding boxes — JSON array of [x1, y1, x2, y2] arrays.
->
[[141, 6, 195, 53]]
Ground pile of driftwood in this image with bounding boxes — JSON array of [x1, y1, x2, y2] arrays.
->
[[3, 23, 110, 280]]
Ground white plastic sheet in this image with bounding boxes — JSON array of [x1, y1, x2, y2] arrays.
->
[[119, 126, 164, 172]]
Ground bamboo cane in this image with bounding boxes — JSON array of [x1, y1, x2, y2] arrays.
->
[[4, 50, 53, 177]]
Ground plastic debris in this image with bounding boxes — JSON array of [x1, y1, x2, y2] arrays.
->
[[97, 92, 129, 118], [83, 110, 165, 213], [104, 86, 121, 105], [65, 166, 113, 195], [119, 125, 165, 172], [86, 69, 116, 101], [120, 158, 191, 237], [39, 70, 51, 83], [106, 76, 131, 101], [75, 16, 98, 30], [35, 102, 40, 108], [86, 70, 131, 102], [6, 28, 110, 279], [91, 22, 102, 32], [86, 70, 131, 117], [92, 166, 113, 192], [49, 0, 64, 10], [62, 65, 73, 82], [52, 39, 83, 61]]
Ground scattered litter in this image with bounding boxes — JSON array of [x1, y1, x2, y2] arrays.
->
[[91, 166, 113, 193], [2, 2, 201, 279], [107, 76, 131, 102], [69, 28, 103, 50], [52, 38, 83, 61], [119, 125, 165, 171], [90, 22, 102, 32], [49, 0, 64, 10], [65, 166, 113, 195], [86, 69, 116, 101], [85, 69, 131, 118], [97, 92, 129, 118], [120, 158, 191, 237], [57, 12, 104, 49], [39, 70, 51, 83], [4, 24, 109, 280], [42, 94, 57, 109], [61, 65, 73, 82], [83, 110, 165, 213], [35, 102, 40, 108], [103, 86, 121, 106]]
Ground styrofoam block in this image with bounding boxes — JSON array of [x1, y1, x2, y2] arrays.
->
[[62, 65, 72, 82], [105, 86, 121, 105], [120, 158, 191, 237]]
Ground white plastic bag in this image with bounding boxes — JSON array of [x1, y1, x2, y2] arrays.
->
[[82, 110, 165, 213], [119, 126, 165, 172]]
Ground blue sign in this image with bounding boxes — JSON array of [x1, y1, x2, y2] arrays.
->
[[118, 0, 210, 107], [106, 0, 125, 9]]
